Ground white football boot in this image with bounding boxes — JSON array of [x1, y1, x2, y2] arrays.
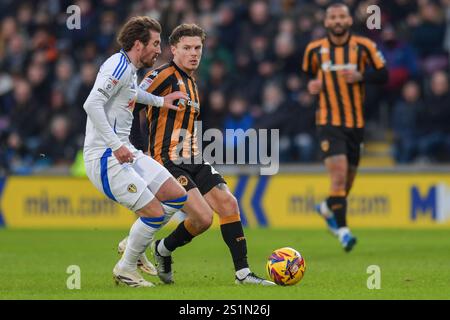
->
[[235, 272, 275, 286], [118, 236, 157, 276], [113, 262, 155, 287]]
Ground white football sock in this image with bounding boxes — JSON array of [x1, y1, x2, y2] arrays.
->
[[320, 201, 333, 218], [160, 205, 180, 228], [119, 218, 158, 271], [235, 268, 251, 280], [338, 227, 350, 240], [157, 238, 172, 257]]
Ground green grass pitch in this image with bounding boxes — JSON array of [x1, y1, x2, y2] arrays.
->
[[0, 228, 449, 300]]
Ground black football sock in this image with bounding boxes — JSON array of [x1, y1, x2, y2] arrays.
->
[[220, 217, 248, 272], [162, 220, 195, 253], [326, 196, 347, 228]]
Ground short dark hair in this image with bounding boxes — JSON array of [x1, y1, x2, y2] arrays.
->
[[169, 24, 206, 46], [326, 2, 350, 14], [117, 16, 161, 51]]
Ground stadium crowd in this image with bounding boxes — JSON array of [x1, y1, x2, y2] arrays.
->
[[0, 0, 449, 175]]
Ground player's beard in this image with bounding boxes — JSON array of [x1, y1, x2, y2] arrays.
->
[[141, 53, 158, 68], [328, 24, 349, 37]]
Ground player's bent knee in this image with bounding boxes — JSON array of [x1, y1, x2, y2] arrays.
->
[[156, 177, 187, 202], [196, 214, 213, 232], [217, 194, 239, 216], [162, 193, 188, 215], [136, 197, 164, 218], [190, 208, 213, 233]]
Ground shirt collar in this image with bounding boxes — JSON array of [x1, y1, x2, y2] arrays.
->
[[120, 49, 137, 73], [327, 32, 352, 47], [170, 61, 194, 80]]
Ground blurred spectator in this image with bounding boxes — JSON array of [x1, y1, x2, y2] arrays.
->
[[54, 57, 80, 105], [73, 62, 96, 141], [9, 79, 43, 142], [291, 91, 317, 162], [27, 62, 50, 106], [202, 90, 226, 132], [255, 83, 291, 160], [224, 94, 254, 162], [39, 115, 78, 167], [411, 1, 448, 74], [417, 71, 450, 161], [379, 25, 419, 103], [392, 81, 423, 163], [96, 11, 118, 52]]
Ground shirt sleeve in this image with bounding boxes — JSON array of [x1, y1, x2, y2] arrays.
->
[[136, 86, 164, 107], [83, 55, 128, 151], [363, 39, 386, 70], [302, 43, 319, 77], [141, 70, 174, 95]]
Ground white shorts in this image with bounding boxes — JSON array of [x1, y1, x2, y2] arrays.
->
[[85, 149, 172, 211]]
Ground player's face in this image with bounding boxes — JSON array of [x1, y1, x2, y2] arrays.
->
[[325, 6, 353, 37], [171, 36, 203, 73], [139, 30, 161, 68]]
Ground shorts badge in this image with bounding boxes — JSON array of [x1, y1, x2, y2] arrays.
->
[[177, 175, 188, 187], [127, 184, 137, 193], [321, 140, 330, 152]]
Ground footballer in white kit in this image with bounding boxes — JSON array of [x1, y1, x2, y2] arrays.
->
[[83, 17, 188, 287], [83, 48, 170, 211]]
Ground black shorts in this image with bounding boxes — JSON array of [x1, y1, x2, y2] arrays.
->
[[164, 160, 226, 195], [317, 125, 364, 167]]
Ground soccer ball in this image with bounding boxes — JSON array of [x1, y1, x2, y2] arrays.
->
[[266, 247, 306, 286]]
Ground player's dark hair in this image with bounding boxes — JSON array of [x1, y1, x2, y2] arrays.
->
[[326, 2, 350, 14], [169, 24, 206, 46], [117, 16, 161, 51]]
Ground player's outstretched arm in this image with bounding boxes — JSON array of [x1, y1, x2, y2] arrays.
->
[[136, 87, 187, 111], [163, 91, 188, 111]]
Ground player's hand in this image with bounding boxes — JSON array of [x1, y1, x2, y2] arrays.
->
[[113, 145, 135, 164], [342, 70, 363, 83], [307, 79, 322, 95], [163, 91, 188, 111]]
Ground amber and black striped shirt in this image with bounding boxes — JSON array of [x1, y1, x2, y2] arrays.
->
[[302, 34, 386, 128], [134, 61, 200, 164]]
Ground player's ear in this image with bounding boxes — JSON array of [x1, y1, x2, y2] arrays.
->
[[134, 39, 142, 51], [349, 16, 353, 27], [170, 45, 177, 56]]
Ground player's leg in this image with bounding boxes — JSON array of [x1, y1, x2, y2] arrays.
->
[[203, 183, 274, 286], [346, 129, 363, 196], [149, 162, 213, 284], [346, 165, 358, 195], [117, 175, 187, 276], [152, 188, 213, 283], [114, 195, 165, 287], [117, 153, 188, 277], [85, 154, 168, 287], [324, 154, 356, 251], [315, 127, 342, 236], [324, 154, 348, 227]]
